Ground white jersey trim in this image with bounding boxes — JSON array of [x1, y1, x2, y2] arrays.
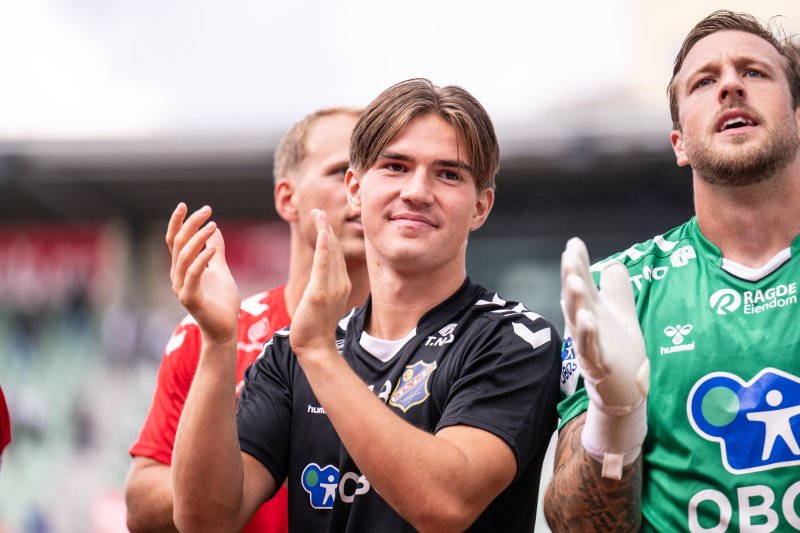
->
[[721, 247, 791, 281], [359, 328, 417, 363]]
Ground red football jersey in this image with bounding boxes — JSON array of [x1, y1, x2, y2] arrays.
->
[[130, 286, 291, 533], [0, 385, 10, 455]]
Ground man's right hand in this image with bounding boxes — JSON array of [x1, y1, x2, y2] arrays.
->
[[166, 203, 241, 345], [560, 237, 649, 479]]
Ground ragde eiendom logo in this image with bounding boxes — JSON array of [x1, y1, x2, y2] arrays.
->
[[709, 283, 797, 316]]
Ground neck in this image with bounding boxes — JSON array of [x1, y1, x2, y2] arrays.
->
[[365, 255, 467, 340], [694, 159, 800, 267]]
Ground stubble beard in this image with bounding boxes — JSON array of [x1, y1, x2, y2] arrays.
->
[[686, 118, 799, 187]]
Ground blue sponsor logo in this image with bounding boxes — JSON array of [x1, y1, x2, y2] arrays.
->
[[301, 463, 339, 509], [687, 368, 800, 474], [389, 360, 437, 413], [559, 336, 579, 394]]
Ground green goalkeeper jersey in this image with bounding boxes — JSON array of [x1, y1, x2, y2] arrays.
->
[[557, 217, 800, 532]]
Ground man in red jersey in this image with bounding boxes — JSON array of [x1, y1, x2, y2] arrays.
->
[[124, 107, 370, 533]]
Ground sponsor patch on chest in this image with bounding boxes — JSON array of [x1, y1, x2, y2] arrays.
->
[[687, 368, 800, 474]]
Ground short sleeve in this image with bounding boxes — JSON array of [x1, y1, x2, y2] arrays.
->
[[129, 318, 201, 464], [237, 335, 294, 484], [436, 315, 562, 474]]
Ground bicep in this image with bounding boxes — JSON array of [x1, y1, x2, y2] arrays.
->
[[435, 425, 516, 505], [238, 451, 280, 525], [126, 456, 171, 496], [124, 456, 176, 531]]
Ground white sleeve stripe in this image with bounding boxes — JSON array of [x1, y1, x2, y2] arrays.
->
[[474, 294, 507, 307], [512, 322, 551, 350]]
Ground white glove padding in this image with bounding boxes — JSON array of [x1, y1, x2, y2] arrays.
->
[[561, 237, 650, 479]]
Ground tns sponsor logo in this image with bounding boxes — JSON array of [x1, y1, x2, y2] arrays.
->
[[709, 283, 797, 315], [627, 245, 696, 290], [687, 368, 800, 474], [425, 323, 456, 346], [301, 464, 371, 509]]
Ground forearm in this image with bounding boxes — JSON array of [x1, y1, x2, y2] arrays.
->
[[544, 414, 642, 532], [172, 339, 245, 531], [125, 459, 178, 533], [299, 350, 511, 532]]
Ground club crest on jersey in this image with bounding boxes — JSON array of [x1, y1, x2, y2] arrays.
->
[[247, 318, 270, 343], [301, 463, 339, 509], [389, 360, 438, 412], [687, 368, 800, 474]]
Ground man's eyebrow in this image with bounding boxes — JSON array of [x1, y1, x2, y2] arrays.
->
[[435, 159, 473, 173], [686, 54, 776, 81], [378, 152, 414, 163], [377, 152, 473, 173]]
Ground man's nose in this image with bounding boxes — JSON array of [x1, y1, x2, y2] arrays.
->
[[718, 68, 746, 104], [400, 168, 434, 204]]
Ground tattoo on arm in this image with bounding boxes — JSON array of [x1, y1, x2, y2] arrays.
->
[[543, 414, 642, 532]]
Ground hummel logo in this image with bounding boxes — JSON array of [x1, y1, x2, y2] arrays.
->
[[660, 324, 695, 355], [664, 324, 692, 345]]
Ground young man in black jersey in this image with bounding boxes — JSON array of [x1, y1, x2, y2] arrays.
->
[[168, 78, 561, 532]]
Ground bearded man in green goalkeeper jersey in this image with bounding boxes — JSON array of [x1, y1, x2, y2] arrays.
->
[[545, 10, 800, 533]]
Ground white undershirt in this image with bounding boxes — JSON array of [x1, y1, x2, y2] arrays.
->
[[721, 247, 792, 282], [359, 328, 417, 363]]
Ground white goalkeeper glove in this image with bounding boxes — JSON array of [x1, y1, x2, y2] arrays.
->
[[561, 237, 650, 480]]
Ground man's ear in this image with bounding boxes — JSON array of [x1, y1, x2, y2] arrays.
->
[[274, 178, 298, 223], [670, 130, 690, 167], [469, 188, 494, 231], [345, 169, 361, 213]]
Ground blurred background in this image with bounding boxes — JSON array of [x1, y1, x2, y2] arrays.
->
[[0, 1, 798, 531]]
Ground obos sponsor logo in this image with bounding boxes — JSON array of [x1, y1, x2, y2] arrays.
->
[[660, 324, 694, 355], [687, 368, 800, 474], [686, 369, 800, 531], [301, 464, 340, 509], [559, 336, 579, 394], [709, 283, 797, 315], [301, 464, 371, 509]]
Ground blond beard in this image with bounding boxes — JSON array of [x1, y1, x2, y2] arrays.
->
[[685, 119, 799, 187]]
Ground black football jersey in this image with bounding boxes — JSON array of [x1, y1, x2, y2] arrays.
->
[[238, 278, 561, 532]]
